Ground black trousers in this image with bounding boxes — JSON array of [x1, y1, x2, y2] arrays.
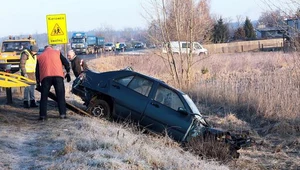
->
[[40, 76, 66, 117]]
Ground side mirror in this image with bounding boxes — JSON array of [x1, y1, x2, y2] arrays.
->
[[178, 107, 189, 115]]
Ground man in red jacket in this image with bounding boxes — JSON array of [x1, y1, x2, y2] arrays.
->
[[36, 45, 71, 121]]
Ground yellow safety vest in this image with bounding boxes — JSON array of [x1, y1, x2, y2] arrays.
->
[[22, 49, 37, 73], [116, 43, 120, 49]]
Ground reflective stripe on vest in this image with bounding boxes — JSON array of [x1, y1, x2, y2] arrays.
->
[[22, 49, 37, 73]]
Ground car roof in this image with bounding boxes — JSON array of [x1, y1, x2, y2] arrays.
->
[[87, 69, 185, 94]]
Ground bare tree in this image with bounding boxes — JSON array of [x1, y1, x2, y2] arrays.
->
[[144, 0, 213, 89], [258, 10, 285, 27], [94, 26, 116, 42]]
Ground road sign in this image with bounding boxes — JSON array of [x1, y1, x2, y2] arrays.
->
[[46, 14, 68, 45]]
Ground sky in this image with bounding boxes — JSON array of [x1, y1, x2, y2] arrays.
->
[[0, 0, 275, 38], [210, 0, 267, 21]]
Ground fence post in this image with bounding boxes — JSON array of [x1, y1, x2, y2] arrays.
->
[[261, 44, 264, 51], [241, 45, 243, 52]]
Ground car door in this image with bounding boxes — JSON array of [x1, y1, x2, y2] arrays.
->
[[140, 84, 193, 141], [109, 75, 153, 122]]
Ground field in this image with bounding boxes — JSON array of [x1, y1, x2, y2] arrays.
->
[[0, 51, 299, 169]]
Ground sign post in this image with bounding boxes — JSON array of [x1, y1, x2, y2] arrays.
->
[[46, 14, 68, 45]]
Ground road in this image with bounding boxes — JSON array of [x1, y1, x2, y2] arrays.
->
[[77, 47, 151, 61]]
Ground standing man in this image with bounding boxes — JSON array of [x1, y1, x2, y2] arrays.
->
[[20, 45, 39, 108], [67, 50, 89, 78], [36, 45, 71, 121], [115, 42, 120, 54]]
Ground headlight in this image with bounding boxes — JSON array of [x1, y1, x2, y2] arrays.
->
[[1, 54, 9, 58], [0, 59, 6, 63]]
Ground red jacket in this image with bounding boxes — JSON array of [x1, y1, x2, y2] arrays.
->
[[37, 47, 70, 82]]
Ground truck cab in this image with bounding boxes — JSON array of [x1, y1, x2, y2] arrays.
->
[[0, 36, 37, 73], [71, 33, 91, 55]]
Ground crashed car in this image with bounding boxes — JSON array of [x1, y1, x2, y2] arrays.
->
[[72, 68, 251, 157]]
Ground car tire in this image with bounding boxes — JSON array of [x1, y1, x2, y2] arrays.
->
[[88, 99, 111, 119]]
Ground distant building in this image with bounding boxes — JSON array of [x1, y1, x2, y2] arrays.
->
[[256, 25, 285, 39], [285, 18, 300, 39]]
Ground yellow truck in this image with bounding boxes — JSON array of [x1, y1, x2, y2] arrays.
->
[[0, 36, 37, 73]]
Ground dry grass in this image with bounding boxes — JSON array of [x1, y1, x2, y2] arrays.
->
[[0, 102, 229, 170]]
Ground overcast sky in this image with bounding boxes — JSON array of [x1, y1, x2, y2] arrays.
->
[[0, 0, 278, 37]]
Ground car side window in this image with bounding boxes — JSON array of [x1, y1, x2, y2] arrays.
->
[[128, 76, 153, 96], [115, 76, 134, 86], [154, 86, 184, 111]]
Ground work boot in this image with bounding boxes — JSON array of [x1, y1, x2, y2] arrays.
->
[[60, 115, 67, 119], [30, 100, 38, 107], [38, 116, 47, 121], [23, 101, 30, 108]]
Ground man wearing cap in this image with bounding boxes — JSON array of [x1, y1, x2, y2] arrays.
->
[[20, 45, 39, 108]]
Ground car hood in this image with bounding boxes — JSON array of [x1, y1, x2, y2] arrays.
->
[[183, 115, 252, 149]]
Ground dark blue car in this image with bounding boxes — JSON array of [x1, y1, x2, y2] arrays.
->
[[72, 68, 251, 157]]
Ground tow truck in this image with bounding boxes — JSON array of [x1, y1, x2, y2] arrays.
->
[[0, 36, 37, 73]]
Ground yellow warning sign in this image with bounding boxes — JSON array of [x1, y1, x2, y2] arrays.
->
[[46, 14, 68, 44], [50, 23, 64, 36]]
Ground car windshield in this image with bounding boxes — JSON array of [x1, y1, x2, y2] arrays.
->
[[183, 94, 200, 114], [72, 39, 85, 43], [183, 94, 208, 126], [1, 41, 31, 52], [105, 43, 113, 46]]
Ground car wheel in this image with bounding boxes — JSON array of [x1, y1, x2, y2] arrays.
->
[[89, 99, 111, 119]]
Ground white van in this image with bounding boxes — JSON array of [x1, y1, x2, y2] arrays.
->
[[163, 41, 208, 55]]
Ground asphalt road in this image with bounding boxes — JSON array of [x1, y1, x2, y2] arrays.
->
[[78, 47, 150, 60]]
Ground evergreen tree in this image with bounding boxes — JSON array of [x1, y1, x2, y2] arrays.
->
[[234, 27, 246, 40], [212, 17, 229, 43], [244, 17, 256, 40]]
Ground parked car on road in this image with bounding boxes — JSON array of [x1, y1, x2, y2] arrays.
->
[[104, 42, 115, 51], [119, 42, 127, 51], [162, 41, 208, 55], [134, 42, 145, 49], [72, 68, 251, 158], [37, 48, 44, 55]]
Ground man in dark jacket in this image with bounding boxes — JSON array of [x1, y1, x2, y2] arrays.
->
[[67, 50, 89, 78], [20, 45, 39, 108]]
